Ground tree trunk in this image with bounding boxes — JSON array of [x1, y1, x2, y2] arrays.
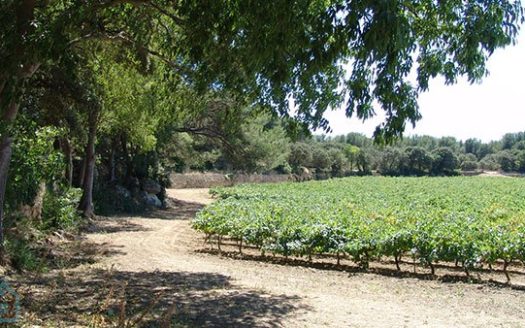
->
[[62, 137, 73, 186], [109, 138, 117, 182], [78, 108, 98, 218], [0, 136, 13, 264], [121, 134, 133, 179], [79, 158, 87, 187], [0, 0, 39, 263]]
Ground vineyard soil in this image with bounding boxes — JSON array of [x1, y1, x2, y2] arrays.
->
[[19, 188, 525, 327]]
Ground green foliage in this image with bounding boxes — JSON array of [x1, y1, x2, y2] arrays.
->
[[461, 160, 479, 171], [93, 183, 143, 216], [404, 147, 433, 175], [96, 57, 159, 152], [288, 143, 313, 170], [479, 154, 501, 171], [194, 177, 525, 272], [231, 114, 291, 173], [378, 147, 406, 176], [517, 151, 525, 173], [311, 147, 331, 173], [327, 148, 346, 176], [496, 150, 518, 172], [3, 0, 523, 144], [7, 124, 64, 209], [5, 236, 43, 272], [41, 188, 82, 230], [431, 147, 459, 176]]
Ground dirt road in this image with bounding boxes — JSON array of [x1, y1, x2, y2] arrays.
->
[[56, 188, 523, 328]]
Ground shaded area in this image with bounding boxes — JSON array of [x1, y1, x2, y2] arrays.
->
[[85, 217, 151, 234], [14, 269, 307, 327], [196, 248, 525, 291], [108, 198, 207, 221], [45, 239, 126, 270]]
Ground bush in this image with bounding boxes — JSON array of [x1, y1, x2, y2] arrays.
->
[[479, 154, 500, 171], [5, 236, 44, 272], [7, 124, 64, 211], [42, 188, 83, 230], [461, 161, 479, 171]]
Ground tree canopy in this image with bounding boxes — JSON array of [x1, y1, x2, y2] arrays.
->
[[1, 0, 523, 137]]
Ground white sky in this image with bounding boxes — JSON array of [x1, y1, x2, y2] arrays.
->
[[322, 31, 525, 142]]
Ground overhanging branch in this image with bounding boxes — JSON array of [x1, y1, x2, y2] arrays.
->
[[68, 32, 189, 75]]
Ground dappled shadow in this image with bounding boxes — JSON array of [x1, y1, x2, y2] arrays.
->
[[196, 248, 525, 292], [131, 197, 206, 221], [13, 268, 307, 327], [85, 217, 151, 234], [36, 236, 126, 271]]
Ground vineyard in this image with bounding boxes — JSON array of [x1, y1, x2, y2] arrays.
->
[[192, 177, 525, 282]]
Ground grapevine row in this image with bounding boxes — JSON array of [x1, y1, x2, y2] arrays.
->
[[193, 177, 525, 281]]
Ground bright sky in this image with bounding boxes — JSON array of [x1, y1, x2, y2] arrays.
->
[[322, 31, 525, 142]]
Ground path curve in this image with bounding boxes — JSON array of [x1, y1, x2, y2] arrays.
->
[[84, 188, 525, 327]]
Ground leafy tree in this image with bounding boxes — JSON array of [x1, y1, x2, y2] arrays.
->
[[345, 133, 372, 148], [516, 150, 525, 173], [327, 148, 346, 176], [404, 147, 433, 176], [459, 153, 479, 171], [461, 160, 479, 171], [379, 147, 406, 176], [311, 147, 332, 173], [431, 147, 459, 176], [479, 154, 501, 171], [512, 140, 525, 151], [501, 132, 525, 149], [7, 123, 64, 210], [355, 148, 373, 174], [496, 150, 518, 172], [225, 113, 291, 173], [289, 143, 313, 171], [464, 138, 483, 159], [437, 137, 460, 152], [344, 145, 361, 171]]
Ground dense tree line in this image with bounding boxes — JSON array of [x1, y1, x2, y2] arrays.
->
[[170, 130, 525, 178], [305, 132, 525, 176]]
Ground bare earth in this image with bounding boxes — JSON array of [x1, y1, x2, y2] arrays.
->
[[20, 188, 525, 327]]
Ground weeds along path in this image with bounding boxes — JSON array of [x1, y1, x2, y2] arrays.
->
[[84, 188, 525, 328]]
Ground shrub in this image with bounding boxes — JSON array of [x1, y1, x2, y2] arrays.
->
[[7, 124, 64, 211], [42, 188, 83, 230]]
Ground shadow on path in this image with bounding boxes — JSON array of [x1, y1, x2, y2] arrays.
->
[[15, 268, 307, 327], [196, 248, 525, 292]]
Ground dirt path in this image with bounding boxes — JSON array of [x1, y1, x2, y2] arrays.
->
[[20, 188, 525, 327], [64, 188, 525, 328]]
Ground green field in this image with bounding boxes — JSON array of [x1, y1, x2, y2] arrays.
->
[[192, 177, 525, 279]]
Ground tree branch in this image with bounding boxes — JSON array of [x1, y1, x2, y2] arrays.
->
[[68, 32, 189, 74], [173, 126, 239, 154], [96, 0, 185, 25]]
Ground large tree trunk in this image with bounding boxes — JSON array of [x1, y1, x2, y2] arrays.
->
[[0, 0, 39, 263], [78, 109, 98, 218], [0, 99, 19, 264], [79, 158, 87, 187], [0, 136, 13, 264]]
